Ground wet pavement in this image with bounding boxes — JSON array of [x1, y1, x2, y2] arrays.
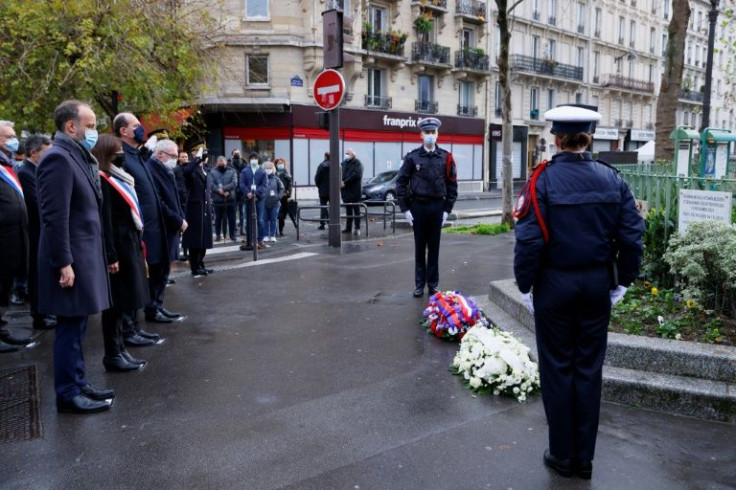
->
[[1, 221, 735, 490]]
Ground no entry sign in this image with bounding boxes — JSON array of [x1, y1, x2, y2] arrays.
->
[[313, 69, 345, 111]]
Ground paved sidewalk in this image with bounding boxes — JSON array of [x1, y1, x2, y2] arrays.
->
[[1, 232, 734, 489]]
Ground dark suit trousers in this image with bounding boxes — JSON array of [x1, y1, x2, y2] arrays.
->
[[344, 203, 361, 231], [101, 308, 124, 358], [54, 315, 89, 401], [0, 273, 12, 308], [410, 199, 444, 289], [319, 196, 329, 226], [145, 262, 169, 315]]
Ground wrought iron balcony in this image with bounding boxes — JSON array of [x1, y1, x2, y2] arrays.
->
[[457, 104, 478, 117], [510, 54, 583, 81], [455, 0, 486, 23], [594, 29, 601, 38], [548, 16, 556, 26], [680, 90, 704, 103], [412, 42, 451, 65], [494, 107, 502, 116], [593, 75, 599, 84], [614, 118, 623, 126], [361, 31, 408, 58], [455, 50, 490, 72], [530, 109, 540, 120], [415, 99, 439, 114], [601, 74, 655, 93], [532, 10, 540, 21], [619, 36, 625, 45], [365, 95, 392, 109], [411, 0, 448, 10], [577, 24, 584, 34], [646, 122, 654, 130]]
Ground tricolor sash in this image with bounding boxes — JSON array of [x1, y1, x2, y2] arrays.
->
[[100, 171, 143, 231], [0, 164, 23, 199]]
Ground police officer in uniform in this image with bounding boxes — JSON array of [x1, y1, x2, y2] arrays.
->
[[396, 117, 457, 298], [514, 106, 644, 479]]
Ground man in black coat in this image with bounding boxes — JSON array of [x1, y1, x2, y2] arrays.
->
[[17, 134, 56, 331], [313, 152, 330, 230], [37, 100, 114, 413], [113, 112, 172, 338], [148, 139, 188, 262], [181, 145, 213, 275], [340, 149, 363, 235]]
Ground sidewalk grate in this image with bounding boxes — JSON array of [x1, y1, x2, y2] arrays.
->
[[0, 365, 43, 444]]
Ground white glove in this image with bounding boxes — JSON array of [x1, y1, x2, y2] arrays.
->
[[442, 212, 448, 226], [404, 210, 413, 227], [610, 285, 628, 306], [521, 292, 534, 314], [196, 147, 204, 159], [144, 135, 158, 151]]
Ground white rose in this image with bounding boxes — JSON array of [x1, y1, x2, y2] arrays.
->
[[469, 377, 482, 389]]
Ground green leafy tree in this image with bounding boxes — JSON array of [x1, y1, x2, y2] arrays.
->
[[0, 0, 222, 132]]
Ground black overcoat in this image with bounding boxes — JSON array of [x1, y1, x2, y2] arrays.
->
[[0, 155, 28, 277], [181, 161, 213, 250], [340, 157, 363, 203], [36, 134, 111, 316], [100, 173, 149, 312]]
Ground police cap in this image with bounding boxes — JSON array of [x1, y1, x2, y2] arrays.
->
[[545, 105, 601, 134], [147, 128, 170, 140], [418, 117, 441, 132], [184, 138, 206, 153]]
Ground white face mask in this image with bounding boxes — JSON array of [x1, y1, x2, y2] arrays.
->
[[423, 134, 437, 146], [266, 168, 275, 175], [164, 159, 177, 170]]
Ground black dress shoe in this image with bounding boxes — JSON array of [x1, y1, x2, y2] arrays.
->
[[0, 331, 36, 346], [574, 460, 593, 480], [81, 384, 115, 401], [158, 307, 181, 319], [203, 268, 214, 274], [137, 329, 160, 340], [317, 225, 325, 230], [103, 354, 146, 372], [145, 311, 173, 323], [428, 287, 440, 296], [341, 228, 351, 233], [121, 350, 146, 366], [10, 293, 25, 305], [413, 287, 424, 298], [57, 394, 111, 414], [544, 449, 573, 478], [124, 334, 156, 347], [33, 314, 57, 330], [0, 339, 19, 353]]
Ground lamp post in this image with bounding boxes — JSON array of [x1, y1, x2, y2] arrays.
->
[[700, 0, 720, 132]]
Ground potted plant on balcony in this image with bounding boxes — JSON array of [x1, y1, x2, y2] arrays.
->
[[414, 15, 434, 37], [541, 57, 557, 74], [387, 30, 408, 55]]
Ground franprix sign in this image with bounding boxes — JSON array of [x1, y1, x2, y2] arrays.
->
[[313, 69, 345, 111], [677, 189, 733, 235]]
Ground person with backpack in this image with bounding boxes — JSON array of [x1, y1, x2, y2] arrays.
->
[[396, 117, 457, 298]]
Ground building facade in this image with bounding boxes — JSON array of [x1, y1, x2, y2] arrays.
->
[[199, 0, 732, 194]]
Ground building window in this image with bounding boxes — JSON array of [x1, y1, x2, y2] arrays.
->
[[577, 2, 585, 33], [367, 68, 385, 107], [530, 87, 539, 119], [592, 51, 599, 81], [575, 92, 583, 104], [547, 39, 556, 59], [459, 81, 474, 115], [495, 82, 502, 115], [628, 58, 634, 77], [369, 5, 387, 32], [547, 0, 557, 25], [629, 21, 636, 48], [547, 89, 555, 110], [663, 0, 669, 19], [532, 36, 540, 59], [417, 75, 435, 112], [650, 27, 656, 53], [618, 16, 625, 45], [461, 28, 476, 50], [576, 46, 584, 68], [594, 8, 601, 37], [661, 33, 668, 56], [245, 0, 269, 19], [246, 55, 268, 86], [648, 64, 654, 83]]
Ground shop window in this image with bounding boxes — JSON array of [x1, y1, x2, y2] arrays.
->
[[245, 0, 269, 20], [246, 55, 269, 87]]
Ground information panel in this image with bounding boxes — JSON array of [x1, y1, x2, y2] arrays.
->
[[678, 189, 733, 235]]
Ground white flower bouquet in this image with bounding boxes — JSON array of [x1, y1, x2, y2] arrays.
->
[[421, 290, 490, 341], [451, 327, 540, 402]]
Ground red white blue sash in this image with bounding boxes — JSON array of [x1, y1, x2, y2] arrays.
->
[[99, 171, 143, 230], [0, 164, 23, 199]]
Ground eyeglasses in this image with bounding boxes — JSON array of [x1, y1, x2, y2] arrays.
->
[[161, 151, 178, 159]]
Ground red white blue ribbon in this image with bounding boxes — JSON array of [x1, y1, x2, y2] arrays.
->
[[0, 164, 23, 199], [99, 171, 143, 231]]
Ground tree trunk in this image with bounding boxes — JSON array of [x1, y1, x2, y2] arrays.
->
[[496, 0, 514, 227], [655, 0, 691, 161]]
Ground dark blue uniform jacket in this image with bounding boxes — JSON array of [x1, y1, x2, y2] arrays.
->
[[396, 145, 458, 214], [514, 151, 644, 294]]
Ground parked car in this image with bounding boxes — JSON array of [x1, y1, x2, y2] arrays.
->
[[362, 170, 398, 203]]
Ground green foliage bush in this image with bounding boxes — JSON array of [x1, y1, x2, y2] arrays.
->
[[663, 221, 736, 316], [641, 208, 676, 287]]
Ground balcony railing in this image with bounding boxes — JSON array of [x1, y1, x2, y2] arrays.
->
[[494, 107, 502, 116], [532, 10, 540, 20], [361, 31, 408, 57], [601, 73, 655, 93], [614, 118, 623, 126], [510, 54, 584, 81], [412, 0, 448, 9], [646, 122, 654, 130], [364, 95, 392, 109], [455, 50, 490, 71], [415, 99, 439, 114], [457, 104, 478, 117], [651, 7, 657, 14], [594, 29, 601, 38], [593, 75, 600, 84], [618, 36, 625, 45], [650, 45, 655, 54], [680, 90, 704, 103], [548, 16, 556, 25], [455, 0, 486, 22], [412, 42, 451, 65], [577, 24, 584, 34], [530, 109, 540, 120]]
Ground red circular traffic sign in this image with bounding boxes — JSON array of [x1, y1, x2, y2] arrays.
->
[[313, 69, 346, 111]]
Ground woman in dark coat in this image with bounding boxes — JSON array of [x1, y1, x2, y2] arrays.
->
[[181, 153, 213, 276], [275, 157, 297, 235], [93, 135, 148, 372]]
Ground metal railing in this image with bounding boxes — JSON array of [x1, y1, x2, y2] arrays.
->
[[412, 42, 451, 65], [365, 95, 392, 109], [454, 50, 490, 71], [455, 0, 486, 18], [680, 90, 704, 103], [532, 10, 540, 20], [510, 54, 584, 81], [294, 202, 396, 240], [361, 31, 407, 57], [415, 99, 439, 113], [457, 104, 478, 116], [548, 16, 556, 25], [412, 0, 448, 8], [601, 73, 655, 93]]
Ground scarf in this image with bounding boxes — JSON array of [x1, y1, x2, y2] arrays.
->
[[100, 165, 143, 231]]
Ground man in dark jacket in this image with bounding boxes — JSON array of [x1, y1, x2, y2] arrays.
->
[[314, 152, 330, 230], [182, 144, 213, 276], [340, 149, 363, 235], [113, 112, 172, 336], [208, 156, 238, 241], [17, 134, 56, 331], [239, 152, 267, 250], [37, 100, 113, 413]]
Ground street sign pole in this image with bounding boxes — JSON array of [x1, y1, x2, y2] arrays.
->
[[328, 109, 341, 247]]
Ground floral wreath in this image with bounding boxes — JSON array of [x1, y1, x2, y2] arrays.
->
[[421, 290, 489, 341]]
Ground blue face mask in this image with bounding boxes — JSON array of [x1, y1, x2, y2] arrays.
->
[[133, 125, 146, 144], [250, 160, 258, 169], [277, 164, 284, 171], [82, 129, 98, 150], [423, 134, 437, 146], [5, 137, 19, 153]]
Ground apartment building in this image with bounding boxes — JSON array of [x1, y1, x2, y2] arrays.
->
[[199, 0, 731, 192]]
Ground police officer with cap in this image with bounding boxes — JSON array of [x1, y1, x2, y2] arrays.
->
[[396, 117, 457, 298], [514, 105, 644, 479]]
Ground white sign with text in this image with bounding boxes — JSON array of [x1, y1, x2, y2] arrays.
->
[[678, 189, 732, 235]]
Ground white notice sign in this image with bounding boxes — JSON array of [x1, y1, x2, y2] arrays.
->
[[678, 189, 733, 235]]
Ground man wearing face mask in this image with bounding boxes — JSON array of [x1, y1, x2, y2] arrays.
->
[[147, 139, 188, 308], [340, 149, 364, 235], [229, 150, 246, 236], [208, 156, 238, 242], [36, 100, 114, 413], [396, 117, 457, 298], [238, 152, 267, 250], [113, 112, 169, 341], [0, 120, 36, 351]]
